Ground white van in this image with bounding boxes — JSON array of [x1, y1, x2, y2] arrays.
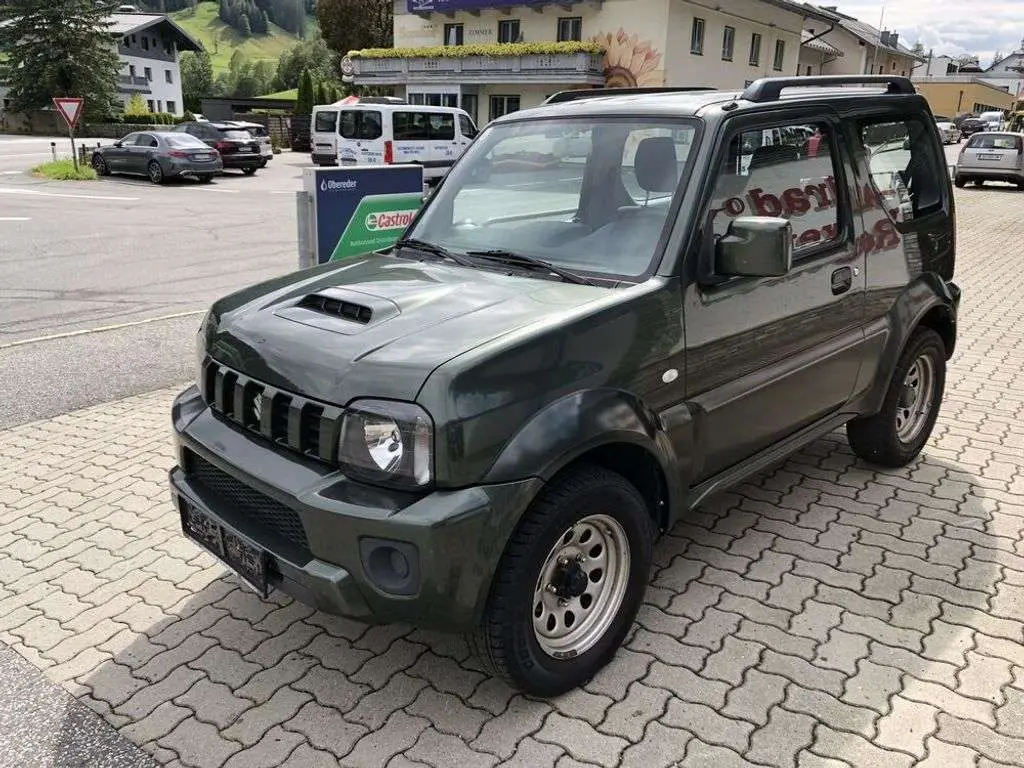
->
[[979, 111, 1005, 131], [311, 100, 479, 183]]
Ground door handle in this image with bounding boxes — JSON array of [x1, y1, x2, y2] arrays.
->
[[831, 266, 853, 295]]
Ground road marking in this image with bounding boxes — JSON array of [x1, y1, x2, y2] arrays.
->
[[1, 170, 25, 175], [0, 310, 206, 350], [0, 187, 138, 201], [0, 217, 30, 222], [0, 152, 52, 159], [195, 187, 240, 193]]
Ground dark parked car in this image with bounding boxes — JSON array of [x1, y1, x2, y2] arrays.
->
[[91, 131, 222, 183], [171, 121, 262, 174], [958, 117, 987, 138], [170, 76, 959, 696], [223, 120, 273, 167]]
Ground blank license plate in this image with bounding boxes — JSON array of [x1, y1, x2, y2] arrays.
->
[[978, 153, 1002, 160], [194, 153, 212, 161], [183, 503, 268, 596], [239, 148, 254, 153]]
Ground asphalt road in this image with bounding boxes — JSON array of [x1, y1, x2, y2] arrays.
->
[[0, 136, 308, 428]]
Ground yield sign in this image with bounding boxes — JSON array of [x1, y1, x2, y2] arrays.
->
[[52, 97, 84, 130]]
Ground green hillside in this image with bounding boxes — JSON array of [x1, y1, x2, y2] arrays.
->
[[170, 2, 315, 72]]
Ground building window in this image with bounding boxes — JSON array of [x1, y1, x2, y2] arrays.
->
[[691, 18, 705, 55], [142, 36, 149, 50], [489, 95, 521, 121], [444, 23, 464, 46], [806, 65, 813, 76], [167, 100, 176, 114], [165, 69, 173, 84], [147, 99, 154, 111], [879, 65, 884, 74], [557, 17, 582, 42], [123, 36, 129, 47], [144, 66, 152, 81], [498, 19, 520, 44], [131, 34, 136, 43], [156, 100, 163, 112], [722, 26, 735, 61], [772, 39, 785, 71], [749, 33, 761, 65], [129, 64, 136, 77], [461, 93, 478, 124]]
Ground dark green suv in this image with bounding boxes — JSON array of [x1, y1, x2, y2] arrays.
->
[[170, 76, 959, 696]]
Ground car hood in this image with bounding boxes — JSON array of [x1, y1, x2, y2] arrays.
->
[[205, 254, 607, 405]]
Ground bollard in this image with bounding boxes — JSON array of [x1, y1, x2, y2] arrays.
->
[[50, 142, 56, 162]]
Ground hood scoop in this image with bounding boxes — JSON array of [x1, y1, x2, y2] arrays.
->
[[275, 288, 401, 336]]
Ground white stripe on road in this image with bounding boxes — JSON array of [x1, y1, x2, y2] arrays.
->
[[0, 187, 138, 201], [0, 217, 30, 221], [0, 309, 207, 350], [0, 152, 53, 159], [0, 171, 24, 175]]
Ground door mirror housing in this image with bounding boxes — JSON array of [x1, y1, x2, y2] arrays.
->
[[715, 217, 793, 277]]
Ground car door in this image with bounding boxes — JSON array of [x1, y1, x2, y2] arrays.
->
[[682, 111, 867, 481], [107, 133, 139, 171]]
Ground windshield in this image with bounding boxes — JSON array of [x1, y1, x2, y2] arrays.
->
[[408, 117, 698, 279]]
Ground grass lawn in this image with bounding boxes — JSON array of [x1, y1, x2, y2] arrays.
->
[[171, 1, 314, 72], [257, 88, 298, 100], [33, 159, 97, 181]]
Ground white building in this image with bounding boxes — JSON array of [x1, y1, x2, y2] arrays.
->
[[0, 9, 202, 117], [348, 0, 836, 126], [798, 5, 920, 77]]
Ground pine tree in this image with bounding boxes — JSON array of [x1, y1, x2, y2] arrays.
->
[[239, 12, 252, 37], [0, 0, 123, 118], [315, 80, 328, 105], [296, 67, 315, 115]]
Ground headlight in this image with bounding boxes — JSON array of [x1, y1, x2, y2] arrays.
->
[[339, 400, 433, 489]]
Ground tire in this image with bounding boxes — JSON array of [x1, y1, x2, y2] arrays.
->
[[242, 167, 257, 176], [954, 176, 966, 188], [197, 174, 213, 184], [975, 179, 985, 186], [147, 161, 164, 184], [469, 464, 655, 697], [847, 327, 946, 468], [91, 154, 110, 176]]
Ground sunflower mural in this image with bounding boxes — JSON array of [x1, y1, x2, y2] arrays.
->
[[591, 28, 664, 88]]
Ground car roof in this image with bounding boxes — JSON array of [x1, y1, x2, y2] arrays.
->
[[492, 76, 925, 126]]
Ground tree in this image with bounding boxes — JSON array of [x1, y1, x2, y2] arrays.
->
[[317, 0, 392, 56], [180, 49, 213, 113], [275, 35, 335, 90], [911, 41, 925, 57], [0, 0, 123, 118], [124, 92, 149, 118], [992, 50, 1004, 67], [296, 67, 315, 115], [315, 80, 328, 105]]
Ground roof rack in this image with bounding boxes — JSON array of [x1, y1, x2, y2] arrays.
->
[[544, 87, 716, 105], [741, 75, 916, 103]]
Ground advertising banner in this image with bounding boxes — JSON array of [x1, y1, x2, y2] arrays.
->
[[304, 165, 424, 264]]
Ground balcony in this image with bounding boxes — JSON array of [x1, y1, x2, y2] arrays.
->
[[117, 75, 152, 93], [348, 49, 605, 86]]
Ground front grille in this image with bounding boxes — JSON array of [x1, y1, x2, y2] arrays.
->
[[201, 359, 342, 464], [187, 452, 310, 552]]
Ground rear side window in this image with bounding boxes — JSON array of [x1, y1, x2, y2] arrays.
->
[[966, 134, 1021, 150], [429, 113, 455, 141], [339, 110, 383, 140], [138, 134, 159, 148], [314, 110, 337, 133], [858, 117, 944, 225]]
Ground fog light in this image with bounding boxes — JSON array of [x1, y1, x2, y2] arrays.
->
[[359, 538, 420, 596]]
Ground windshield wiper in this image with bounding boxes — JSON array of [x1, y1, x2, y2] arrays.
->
[[394, 237, 474, 266], [464, 249, 599, 286]]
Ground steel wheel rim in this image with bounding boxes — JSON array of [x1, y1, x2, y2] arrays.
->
[[895, 353, 935, 443], [532, 514, 630, 659]]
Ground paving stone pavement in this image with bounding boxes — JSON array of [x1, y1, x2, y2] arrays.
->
[[1, 188, 1023, 768]]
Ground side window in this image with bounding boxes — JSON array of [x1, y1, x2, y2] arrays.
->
[[429, 113, 455, 141], [393, 111, 430, 141], [708, 122, 840, 257], [339, 110, 356, 139], [858, 117, 943, 225], [359, 111, 383, 140], [314, 110, 338, 133], [120, 133, 140, 146], [459, 114, 478, 139]]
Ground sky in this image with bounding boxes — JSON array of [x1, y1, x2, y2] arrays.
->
[[829, 1, 1024, 65]]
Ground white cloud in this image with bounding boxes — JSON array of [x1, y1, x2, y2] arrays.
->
[[825, 1, 1024, 65]]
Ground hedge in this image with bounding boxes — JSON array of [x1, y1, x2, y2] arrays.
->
[[347, 41, 605, 59], [119, 112, 182, 125]]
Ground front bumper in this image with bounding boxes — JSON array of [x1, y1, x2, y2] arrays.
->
[[170, 385, 540, 629]]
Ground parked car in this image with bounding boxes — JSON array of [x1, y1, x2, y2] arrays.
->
[[171, 121, 262, 175], [978, 110, 1005, 131], [171, 75, 959, 696], [935, 120, 962, 144], [954, 131, 1024, 188], [223, 120, 273, 167], [958, 117, 987, 138], [91, 131, 222, 183]]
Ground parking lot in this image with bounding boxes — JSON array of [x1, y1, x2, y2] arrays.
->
[[1, 135, 1023, 768]]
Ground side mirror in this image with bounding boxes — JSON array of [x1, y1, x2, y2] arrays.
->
[[113, 141, 122, 147], [715, 217, 792, 277]]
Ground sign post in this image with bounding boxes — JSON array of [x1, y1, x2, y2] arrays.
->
[[52, 97, 85, 171]]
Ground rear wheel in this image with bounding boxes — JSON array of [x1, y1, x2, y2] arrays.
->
[[91, 154, 110, 176], [147, 161, 164, 184], [242, 167, 257, 176], [469, 464, 655, 697], [975, 179, 985, 186], [847, 327, 946, 468], [197, 174, 213, 184], [954, 176, 966, 188]]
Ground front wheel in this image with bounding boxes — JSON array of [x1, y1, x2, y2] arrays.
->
[[847, 327, 946, 467], [954, 176, 966, 188], [147, 161, 164, 184], [469, 464, 655, 697], [92, 154, 110, 176]]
